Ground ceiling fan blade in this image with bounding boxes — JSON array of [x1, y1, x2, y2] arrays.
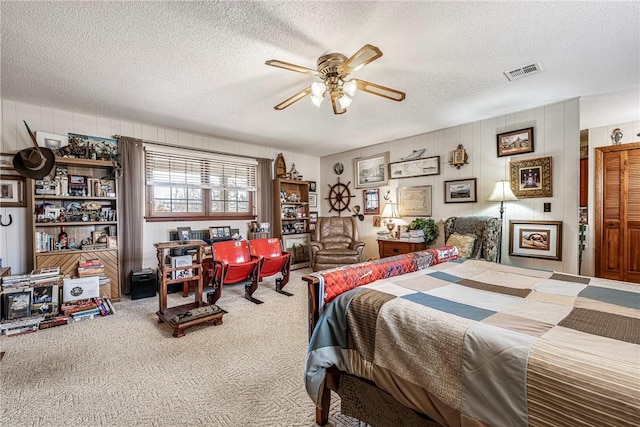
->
[[265, 60, 319, 76], [330, 92, 347, 115], [338, 44, 383, 74], [274, 87, 312, 110], [356, 79, 406, 102]]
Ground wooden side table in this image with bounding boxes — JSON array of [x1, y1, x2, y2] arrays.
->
[[378, 239, 426, 258], [154, 240, 224, 337]]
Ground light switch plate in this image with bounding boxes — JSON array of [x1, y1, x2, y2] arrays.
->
[[544, 203, 551, 212]]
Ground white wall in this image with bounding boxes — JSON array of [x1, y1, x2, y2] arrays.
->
[[320, 99, 581, 274], [582, 120, 640, 277], [0, 98, 320, 273]]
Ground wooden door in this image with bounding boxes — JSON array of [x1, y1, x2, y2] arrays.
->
[[595, 142, 640, 283]]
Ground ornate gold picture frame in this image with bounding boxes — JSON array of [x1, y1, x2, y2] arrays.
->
[[509, 156, 552, 198]]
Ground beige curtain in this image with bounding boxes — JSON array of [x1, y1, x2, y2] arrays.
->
[[257, 158, 273, 235], [117, 136, 144, 295]]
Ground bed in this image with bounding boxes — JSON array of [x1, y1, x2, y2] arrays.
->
[[303, 248, 640, 427]]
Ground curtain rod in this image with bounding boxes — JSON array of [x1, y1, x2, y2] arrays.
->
[[115, 135, 272, 162]]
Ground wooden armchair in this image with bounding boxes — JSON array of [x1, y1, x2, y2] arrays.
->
[[310, 216, 365, 272]]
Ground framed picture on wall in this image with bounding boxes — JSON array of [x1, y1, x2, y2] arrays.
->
[[397, 185, 432, 217], [0, 175, 26, 207], [363, 189, 380, 215], [353, 152, 389, 188], [308, 193, 318, 208], [509, 156, 552, 198], [444, 178, 477, 203], [389, 156, 440, 179], [509, 220, 562, 261], [497, 127, 534, 157]]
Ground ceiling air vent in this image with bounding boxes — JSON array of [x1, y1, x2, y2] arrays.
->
[[504, 61, 542, 81]]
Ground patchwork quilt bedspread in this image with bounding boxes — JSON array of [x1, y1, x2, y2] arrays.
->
[[305, 259, 640, 427]]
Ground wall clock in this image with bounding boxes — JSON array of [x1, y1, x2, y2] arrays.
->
[[333, 162, 344, 175]]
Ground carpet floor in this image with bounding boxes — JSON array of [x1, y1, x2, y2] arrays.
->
[[0, 268, 364, 427]]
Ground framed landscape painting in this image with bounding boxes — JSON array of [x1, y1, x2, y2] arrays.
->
[[444, 178, 477, 203], [497, 127, 534, 157], [354, 152, 389, 188]]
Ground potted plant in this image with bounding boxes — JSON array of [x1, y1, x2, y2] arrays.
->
[[407, 217, 439, 246]]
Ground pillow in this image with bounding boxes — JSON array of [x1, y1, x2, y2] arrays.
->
[[445, 233, 476, 259]]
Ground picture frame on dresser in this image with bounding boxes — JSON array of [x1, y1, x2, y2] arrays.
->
[[0, 175, 26, 207]]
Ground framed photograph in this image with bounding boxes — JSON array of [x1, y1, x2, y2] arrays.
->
[[177, 226, 192, 241], [308, 181, 317, 192], [353, 152, 389, 188], [36, 131, 69, 151], [209, 226, 231, 239], [0, 153, 14, 170], [0, 175, 26, 207], [309, 193, 318, 208], [67, 133, 118, 161], [510, 156, 552, 198], [107, 236, 118, 249], [444, 178, 477, 203], [497, 127, 534, 157], [389, 155, 440, 179], [92, 230, 108, 244], [579, 206, 588, 224], [363, 188, 380, 215], [281, 233, 311, 269], [509, 220, 562, 261], [309, 211, 318, 224], [397, 185, 432, 217]]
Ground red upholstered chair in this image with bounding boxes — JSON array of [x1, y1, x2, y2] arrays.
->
[[209, 240, 262, 304], [249, 238, 292, 296]]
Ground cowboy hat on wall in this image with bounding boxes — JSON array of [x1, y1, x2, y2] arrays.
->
[[13, 147, 55, 179]]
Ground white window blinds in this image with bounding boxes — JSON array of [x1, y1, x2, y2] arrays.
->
[[145, 147, 257, 191]]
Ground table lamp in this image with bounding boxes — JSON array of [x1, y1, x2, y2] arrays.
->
[[381, 202, 399, 235]]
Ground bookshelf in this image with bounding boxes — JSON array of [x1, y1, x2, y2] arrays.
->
[[30, 158, 120, 300], [273, 178, 311, 269]]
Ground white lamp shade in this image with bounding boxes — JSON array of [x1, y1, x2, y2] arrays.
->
[[487, 180, 518, 202], [310, 94, 324, 107], [381, 202, 399, 218], [343, 80, 357, 97], [338, 94, 352, 109], [311, 82, 326, 96]]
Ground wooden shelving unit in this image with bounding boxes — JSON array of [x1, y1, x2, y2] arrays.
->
[[30, 157, 120, 300], [154, 240, 224, 338], [273, 178, 311, 269]]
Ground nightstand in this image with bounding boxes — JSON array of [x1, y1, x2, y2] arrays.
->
[[378, 239, 426, 258]]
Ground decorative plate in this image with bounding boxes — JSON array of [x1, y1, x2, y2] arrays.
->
[[333, 162, 344, 175]]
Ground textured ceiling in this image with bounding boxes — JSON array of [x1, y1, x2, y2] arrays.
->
[[1, 1, 638, 157]]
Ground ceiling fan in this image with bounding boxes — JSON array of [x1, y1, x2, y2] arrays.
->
[[266, 44, 406, 115]]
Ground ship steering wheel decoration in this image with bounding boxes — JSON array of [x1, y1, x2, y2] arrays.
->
[[325, 177, 355, 214]]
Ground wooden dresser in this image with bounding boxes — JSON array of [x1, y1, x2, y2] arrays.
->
[[378, 239, 426, 258]]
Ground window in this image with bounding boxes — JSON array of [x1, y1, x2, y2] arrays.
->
[[145, 147, 257, 221]]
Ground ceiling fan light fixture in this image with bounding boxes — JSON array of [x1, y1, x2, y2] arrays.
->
[[338, 94, 352, 109], [343, 80, 357, 97], [310, 94, 324, 107], [311, 82, 326, 96]]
